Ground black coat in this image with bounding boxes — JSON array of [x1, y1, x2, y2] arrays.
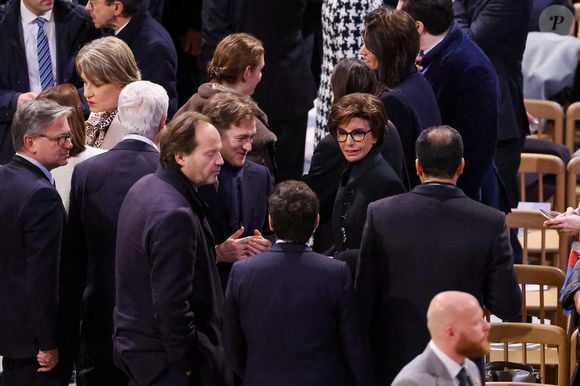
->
[[0, 0, 96, 164], [356, 183, 522, 385], [0, 156, 65, 357], [114, 167, 227, 386], [224, 243, 372, 386]]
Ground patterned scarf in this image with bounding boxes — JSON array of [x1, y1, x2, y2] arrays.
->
[[85, 110, 117, 148]]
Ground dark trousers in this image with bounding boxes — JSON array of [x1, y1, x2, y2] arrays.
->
[[77, 339, 129, 386], [270, 113, 308, 182], [495, 136, 526, 208], [1, 357, 62, 386]]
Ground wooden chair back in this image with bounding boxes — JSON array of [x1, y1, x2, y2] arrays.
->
[[567, 156, 580, 209], [519, 153, 566, 212], [525, 99, 565, 147], [488, 322, 569, 386], [565, 102, 580, 154]]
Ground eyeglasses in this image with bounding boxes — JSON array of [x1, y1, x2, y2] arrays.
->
[[87, 0, 111, 7], [336, 128, 372, 143], [37, 133, 72, 147]]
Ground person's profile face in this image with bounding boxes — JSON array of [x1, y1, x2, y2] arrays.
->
[[82, 74, 122, 113], [359, 39, 379, 71], [30, 115, 73, 170], [454, 306, 490, 357], [85, 0, 117, 29]]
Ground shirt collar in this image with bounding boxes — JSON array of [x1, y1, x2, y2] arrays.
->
[[114, 18, 131, 35], [422, 30, 448, 56], [429, 340, 464, 380], [20, 1, 53, 24], [122, 134, 159, 151], [16, 152, 54, 184]]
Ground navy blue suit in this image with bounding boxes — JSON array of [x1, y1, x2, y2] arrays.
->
[[0, 0, 96, 164], [224, 243, 372, 386], [421, 23, 499, 200], [116, 8, 178, 118], [114, 167, 227, 386], [68, 139, 159, 385], [198, 160, 274, 290], [0, 155, 65, 381]]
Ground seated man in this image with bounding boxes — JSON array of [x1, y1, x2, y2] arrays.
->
[[223, 180, 371, 386], [392, 291, 488, 386], [200, 92, 274, 289]]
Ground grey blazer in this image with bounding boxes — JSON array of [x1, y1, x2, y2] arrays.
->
[[392, 345, 481, 386]]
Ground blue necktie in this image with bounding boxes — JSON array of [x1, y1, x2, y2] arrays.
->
[[33, 17, 54, 90]]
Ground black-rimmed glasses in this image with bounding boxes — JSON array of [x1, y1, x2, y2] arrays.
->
[[336, 128, 372, 143], [37, 133, 72, 147]]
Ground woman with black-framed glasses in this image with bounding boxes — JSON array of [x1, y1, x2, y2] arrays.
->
[[328, 92, 405, 274]]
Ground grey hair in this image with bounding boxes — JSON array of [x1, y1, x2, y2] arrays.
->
[[117, 81, 169, 139], [12, 99, 72, 151]]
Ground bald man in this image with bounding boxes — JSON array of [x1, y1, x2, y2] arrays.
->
[[392, 291, 488, 386]]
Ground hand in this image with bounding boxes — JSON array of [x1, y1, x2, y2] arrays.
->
[[37, 349, 58, 372], [246, 229, 272, 256], [17, 92, 37, 109], [178, 30, 202, 56], [575, 290, 580, 314], [216, 227, 249, 263], [544, 214, 580, 234]]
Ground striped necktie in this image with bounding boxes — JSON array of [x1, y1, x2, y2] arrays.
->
[[33, 17, 54, 90]]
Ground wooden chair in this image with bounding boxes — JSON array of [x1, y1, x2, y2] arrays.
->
[[515, 264, 566, 330], [519, 153, 566, 212], [571, 329, 577, 379], [506, 209, 571, 271], [567, 156, 580, 209], [525, 99, 565, 147], [487, 322, 569, 386]]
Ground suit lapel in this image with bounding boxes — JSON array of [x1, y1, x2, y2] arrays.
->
[[424, 346, 455, 386]]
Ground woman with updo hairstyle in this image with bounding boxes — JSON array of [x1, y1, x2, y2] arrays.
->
[[305, 58, 406, 254], [360, 6, 441, 187], [37, 84, 106, 210], [76, 36, 141, 149], [175, 33, 277, 174]]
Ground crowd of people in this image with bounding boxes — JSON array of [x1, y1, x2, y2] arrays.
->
[[1, 0, 570, 385]]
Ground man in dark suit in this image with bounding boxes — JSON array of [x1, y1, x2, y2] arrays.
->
[[356, 125, 521, 385], [223, 180, 372, 386], [199, 92, 274, 290], [399, 0, 499, 202], [85, 0, 178, 117], [392, 291, 488, 386], [0, 0, 96, 164], [68, 80, 168, 386], [453, 0, 531, 209], [114, 112, 227, 386], [202, 0, 318, 181], [0, 100, 73, 385]]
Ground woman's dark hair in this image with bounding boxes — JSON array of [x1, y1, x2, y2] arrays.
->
[[37, 84, 86, 157], [363, 6, 420, 88], [328, 93, 386, 146], [331, 58, 379, 101]]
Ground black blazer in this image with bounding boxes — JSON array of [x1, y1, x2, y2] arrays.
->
[[116, 8, 178, 118], [355, 183, 522, 385], [0, 0, 97, 164], [224, 243, 372, 386], [114, 167, 226, 386], [0, 155, 65, 357], [454, 0, 531, 141], [68, 139, 159, 343]]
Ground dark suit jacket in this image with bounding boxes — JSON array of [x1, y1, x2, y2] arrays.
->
[[454, 0, 531, 141], [68, 139, 159, 344], [202, 0, 317, 121], [117, 8, 178, 118], [382, 69, 441, 188], [114, 166, 226, 386], [0, 0, 96, 164], [198, 160, 274, 289], [305, 122, 405, 253], [332, 148, 406, 254], [224, 243, 372, 386], [0, 155, 65, 358], [421, 23, 499, 200], [355, 183, 521, 385]]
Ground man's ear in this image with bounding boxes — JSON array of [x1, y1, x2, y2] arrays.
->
[[415, 159, 423, 177], [22, 135, 37, 155], [174, 152, 186, 167], [456, 158, 465, 177], [415, 20, 425, 34], [113, 1, 125, 17]]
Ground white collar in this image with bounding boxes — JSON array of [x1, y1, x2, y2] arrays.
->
[[422, 31, 448, 56], [429, 340, 464, 380], [20, 1, 53, 24], [114, 18, 131, 35], [122, 134, 158, 151], [15, 152, 54, 184]]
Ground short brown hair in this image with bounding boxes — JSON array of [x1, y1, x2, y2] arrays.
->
[[363, 6, 420, 88], [268, 180, 319, 243], [328, 93, 386, 145], [158, 111, 212, 169], [331, 58, 379, 101], [201, 92, 260, 133], [208, 33, 264, 84]]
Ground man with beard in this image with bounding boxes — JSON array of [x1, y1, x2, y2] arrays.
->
[[392, 291, 489, 386]]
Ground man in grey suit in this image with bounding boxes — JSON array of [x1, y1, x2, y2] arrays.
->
[[392, 291, 487, 386]]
